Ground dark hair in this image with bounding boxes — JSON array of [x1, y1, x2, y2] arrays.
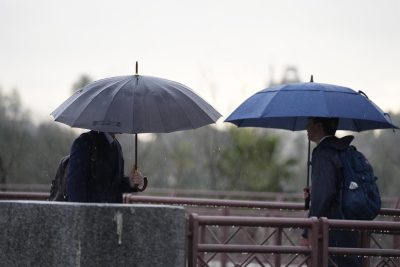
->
[[311, 117, 339, 135]]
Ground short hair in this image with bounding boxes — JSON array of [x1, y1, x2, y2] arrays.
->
[[311, 117, 339, 135]]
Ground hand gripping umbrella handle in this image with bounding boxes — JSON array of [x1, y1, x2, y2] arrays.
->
[[304, 189, 310, 210], [134, 177, 148, 192]]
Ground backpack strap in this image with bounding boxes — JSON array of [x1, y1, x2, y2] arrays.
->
[[87, 131, 98, 178], [336, 146, 350, 219]]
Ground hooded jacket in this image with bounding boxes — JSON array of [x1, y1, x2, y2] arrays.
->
[[308, 135, 354, 219], [306, 135, 362, 266], [67, 131, 134, 203]]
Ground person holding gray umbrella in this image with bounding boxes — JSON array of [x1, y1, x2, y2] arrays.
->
[[51, 63, 221, 202], [67, 130, 146, 203]]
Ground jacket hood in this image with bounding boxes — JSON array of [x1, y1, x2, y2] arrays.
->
[[319, 135, 354, 151]]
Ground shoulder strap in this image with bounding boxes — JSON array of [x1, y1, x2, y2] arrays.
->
[[88, 132, 98, 161], [86, 132, 98, 178]]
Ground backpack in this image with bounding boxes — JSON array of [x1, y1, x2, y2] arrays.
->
[[338, 145, 381, 220], [49, 134, 97, 201], [49, 156, 70, 201]]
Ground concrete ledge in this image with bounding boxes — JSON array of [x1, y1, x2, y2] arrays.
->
[[0, 201, 186, 267]]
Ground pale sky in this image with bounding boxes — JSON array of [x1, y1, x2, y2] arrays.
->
[[1, 0, 400, 124]]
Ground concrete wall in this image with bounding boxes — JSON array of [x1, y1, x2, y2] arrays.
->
[[0, 201, 186, 267]]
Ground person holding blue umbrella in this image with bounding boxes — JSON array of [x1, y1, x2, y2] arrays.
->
[[225, 76, 398, 204], [225, 77, 398, 266], [302, 117, 361, 266]]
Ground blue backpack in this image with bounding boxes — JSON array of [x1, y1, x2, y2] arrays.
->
[[338, 145, 381, 220]]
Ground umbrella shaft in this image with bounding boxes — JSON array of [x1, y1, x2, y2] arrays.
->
[[135, 134, 138, 170], [307, 140, 310, 187]]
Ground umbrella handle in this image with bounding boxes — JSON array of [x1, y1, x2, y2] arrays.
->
[[134, 177, 148, 192], [304, 189, 310, 210], [130, 167, 148, 192]]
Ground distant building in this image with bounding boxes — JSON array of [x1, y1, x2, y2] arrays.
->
[[268, 65, 301, 86]]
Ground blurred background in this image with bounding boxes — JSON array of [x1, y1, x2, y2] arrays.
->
[[1, 0, 399, 197]]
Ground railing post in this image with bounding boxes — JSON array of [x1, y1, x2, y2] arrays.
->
[[221, 207, 230, 267], [309, 217, 319, 267], [394, 214, 400, 248], [393, 199, 400, 267], [199, 224, 206, 265], [360, 230, 370, 267], [188, 213, 199, 267], [274, 227, 282, 267], [319, 217, 329, 267], [394, 214, 400, 266]]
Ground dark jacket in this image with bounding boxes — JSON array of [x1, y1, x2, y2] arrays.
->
[[67, 131, 134, 203], [306, 135, 361, 266], [308, 135, 354, 219]]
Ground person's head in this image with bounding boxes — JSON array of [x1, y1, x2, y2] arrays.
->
[[306, 117, 339, 143]]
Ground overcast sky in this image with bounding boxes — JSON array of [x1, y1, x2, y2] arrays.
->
[[1, 0, 399, 124]]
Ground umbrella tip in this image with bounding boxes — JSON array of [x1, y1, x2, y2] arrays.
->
[[135, 61, 139, 75], [310, 75, 314, 82]]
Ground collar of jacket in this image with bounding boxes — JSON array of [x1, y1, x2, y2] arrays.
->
[[103, 132, 116, 145], [318, 135, 354, 151]]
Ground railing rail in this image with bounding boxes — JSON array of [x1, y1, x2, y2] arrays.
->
[[0, 191, 49, 200], [188, 214, 400, 267], [188, 214, 321, 267], [125, 195, 400, 218], [1, 184, 399, 207]]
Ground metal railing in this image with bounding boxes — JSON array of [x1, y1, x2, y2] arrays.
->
[[0, 191, 49, 200], [188, 214, 400, 267], [1, 192, 399, 218], [124, 195, 400, 218], [188, 214, 319, 267], [1, 184, 399, 207]]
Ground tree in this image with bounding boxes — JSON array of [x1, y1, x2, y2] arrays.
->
[[217, 127, 297, 192], [0, 89, 32, 185], [352, 114, 400, 198], [71, 74, 92, 94], [27, 122, 76, 184]]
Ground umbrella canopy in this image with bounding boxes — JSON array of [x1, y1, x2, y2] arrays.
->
[[51, 72, 221, 178], [225, 82, 397, 131], [52, 75, 221, 134]]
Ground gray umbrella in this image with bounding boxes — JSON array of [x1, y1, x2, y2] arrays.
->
[[51, 64, 221, 171]]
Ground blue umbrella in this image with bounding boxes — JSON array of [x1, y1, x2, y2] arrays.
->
[[226, 80, 397, 131], [225, 77, 398, 208]]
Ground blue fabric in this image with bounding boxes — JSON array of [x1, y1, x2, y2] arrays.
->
[[339, 146, 381, 220], [225, 82, 398, 131], [67, 131, 132, 203]]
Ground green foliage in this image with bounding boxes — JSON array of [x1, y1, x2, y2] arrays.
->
[[352, 114, 400, 198], [217, 127, 297, 192], [0, 89, 34, 184], [0, 84, 399, 198], [118, 127, 229, 190], [0, 89, 77, 186], [27, 123, 76, 184]]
